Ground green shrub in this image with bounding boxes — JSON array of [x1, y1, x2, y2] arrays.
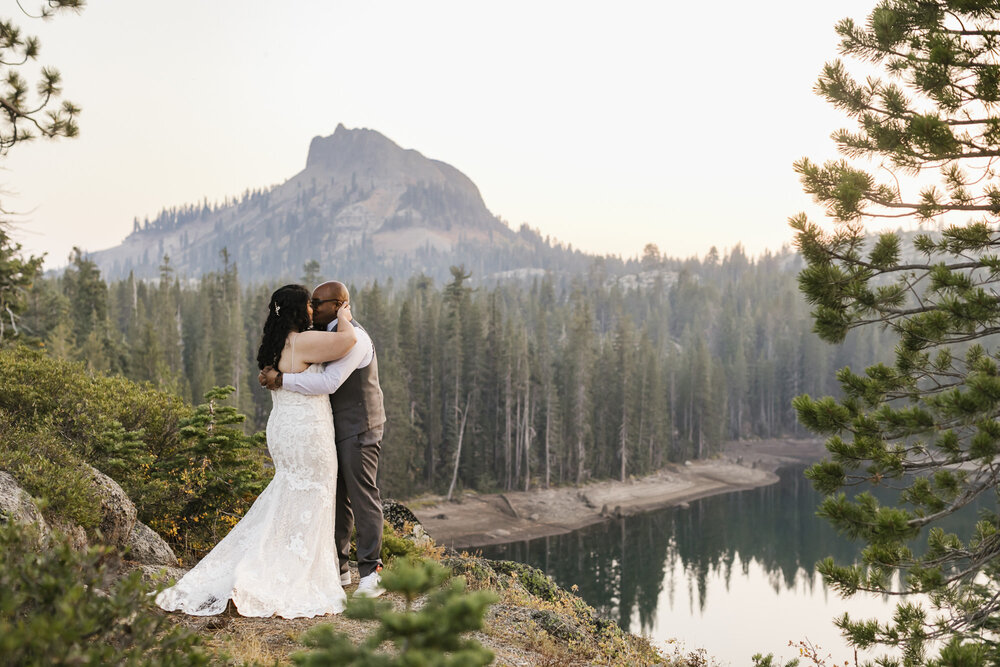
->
[[0, 520, 206, 666], [0, 411, 102, 530], [489, 559, 561, 603], [155, 386, 271, 556], [294, 557, 497, 667], [0, 345, 188, 518], [0, 346, 186, 456], [380, 521, 418, 561], [0, 346, 271, 560], [347, 521, 429, 565]]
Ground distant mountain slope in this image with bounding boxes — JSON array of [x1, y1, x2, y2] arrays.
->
[[90, 125, 597, 284]]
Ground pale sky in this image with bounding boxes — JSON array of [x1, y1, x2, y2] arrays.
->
[[5, 0, 881, 270]]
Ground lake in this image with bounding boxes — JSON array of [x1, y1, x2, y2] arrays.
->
[[478, 465, 990, 665]]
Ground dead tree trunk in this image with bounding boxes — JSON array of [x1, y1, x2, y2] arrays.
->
[[447, 392, 474, 502]]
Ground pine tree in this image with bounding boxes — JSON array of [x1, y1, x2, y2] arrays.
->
[[792, 2, 1000, 662], [0, 228, 44, 342], [62, 247, 108, 348], [0, 1, 82, 157], [292, 558, 496, 667], [0, 1, 82, 343], [300, 259, 322, 287], [562, 291, 594, 484], [162, 385, 268, 554]]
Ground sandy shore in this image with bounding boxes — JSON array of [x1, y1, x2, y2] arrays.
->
[[409, 438, 827, 549]]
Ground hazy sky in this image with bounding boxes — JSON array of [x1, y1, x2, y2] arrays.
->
[[6, 0, 881, 270]]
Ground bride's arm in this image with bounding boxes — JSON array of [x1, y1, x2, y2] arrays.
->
[[271, 304, 365, 396], [280, 326, 372, 396], [294, 305, 357, 364], [294, 328, 356, 364]]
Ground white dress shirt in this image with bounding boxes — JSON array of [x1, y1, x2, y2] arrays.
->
[[282, 319, 374, 396]]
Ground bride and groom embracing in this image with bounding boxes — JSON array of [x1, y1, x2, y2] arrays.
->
[[156, 281, 387, 618]]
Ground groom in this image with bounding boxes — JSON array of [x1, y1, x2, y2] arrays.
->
[[258, 280, 386, 598]]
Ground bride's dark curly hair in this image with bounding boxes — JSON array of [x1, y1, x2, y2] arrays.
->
[[257, 284, 312, 370]]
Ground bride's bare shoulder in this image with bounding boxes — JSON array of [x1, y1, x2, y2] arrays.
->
[[276, 332, 310, 373]]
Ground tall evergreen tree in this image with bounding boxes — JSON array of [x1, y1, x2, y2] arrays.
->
[[0, 228, 43, 342], [25, 240, 900, 504], [793, 2, 1000, 662], [0, 1, 83, 343]]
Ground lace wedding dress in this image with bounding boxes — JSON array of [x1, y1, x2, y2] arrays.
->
[[156, 364, 346, 618]]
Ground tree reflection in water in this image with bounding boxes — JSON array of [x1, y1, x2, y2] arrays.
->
[[479, 465, 991, 635]]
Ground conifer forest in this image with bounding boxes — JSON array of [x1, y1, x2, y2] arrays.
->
[[20, 244, 891, 499]]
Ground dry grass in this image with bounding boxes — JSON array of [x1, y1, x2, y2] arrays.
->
[[152, 523, 690, 666], [203, 621, 284, 665]]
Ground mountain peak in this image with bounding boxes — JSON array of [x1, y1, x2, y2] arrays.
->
[[88, 125, 550, 283], [306, 125, 414, 172], [303, 125, 485, 205]]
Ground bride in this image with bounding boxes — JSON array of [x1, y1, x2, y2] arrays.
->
[[156, 284, 357, 618]]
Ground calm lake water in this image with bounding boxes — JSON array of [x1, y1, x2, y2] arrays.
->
[[479, 465, 990, 666]]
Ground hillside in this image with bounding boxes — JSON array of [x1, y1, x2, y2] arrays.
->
[[89, 125, 598, 284], [0, 346, 678, 666]]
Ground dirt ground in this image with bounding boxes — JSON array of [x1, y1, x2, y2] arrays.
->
[[411, 438, 827, 549], [168, 586, 555, 667]]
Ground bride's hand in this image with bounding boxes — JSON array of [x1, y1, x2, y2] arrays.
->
[[338, 302, 352, 323]]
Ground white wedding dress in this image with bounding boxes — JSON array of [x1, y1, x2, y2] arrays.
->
[[156, 364, 346, 618]]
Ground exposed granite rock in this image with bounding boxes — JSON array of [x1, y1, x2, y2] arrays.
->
[[0, 470, 48, 535], [383, 498, 433, 549], [126, 520, 178, 566], [84, 464, 137, 549], [382, 498, 422, 532], [50, 518, 89, 551]]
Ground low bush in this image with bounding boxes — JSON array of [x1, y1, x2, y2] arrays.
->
[[0, 520, 206, 666], [0, 346, 271, 559], [0, 412, 102, 530], [152, 385, 270, 556], [293, 557, 497, 666]]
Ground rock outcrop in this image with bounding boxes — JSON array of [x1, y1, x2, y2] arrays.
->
[[383, 498, 433, 549], [3, 466, 178, 566], [126, 520, 178, 567], [0, 471, 48, 534], [85, 464, 137, 549], [382, 497, 422, 532]]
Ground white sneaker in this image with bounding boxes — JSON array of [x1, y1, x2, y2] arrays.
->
[[354, 572, 384, 598], [340, 571, 352, 587]]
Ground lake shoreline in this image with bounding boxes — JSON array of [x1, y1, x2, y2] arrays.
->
[[408, 438, 828, 549]]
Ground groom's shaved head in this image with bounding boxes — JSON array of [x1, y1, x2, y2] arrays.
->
[[311, 281, 350, 329], [313, 281, 349, 302]]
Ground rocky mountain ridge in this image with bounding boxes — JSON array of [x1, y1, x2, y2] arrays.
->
[[89, 124, 597, 284]]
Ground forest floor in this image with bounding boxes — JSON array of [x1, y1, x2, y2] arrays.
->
[[409, 438, 827, 549]]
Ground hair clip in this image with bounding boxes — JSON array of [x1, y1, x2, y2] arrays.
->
[[274, 304, 281, 316]]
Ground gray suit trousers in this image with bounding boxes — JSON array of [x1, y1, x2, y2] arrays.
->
[[335, 425, 384, 578]]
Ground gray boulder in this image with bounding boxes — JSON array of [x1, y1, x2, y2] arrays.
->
[[126, 520, 178, 566], [382, 498, 422, 532], [50, 518, 89, 551], [84, 464, 137, 549], [382, 498, 432, 547], [0, 471, 48, 535]]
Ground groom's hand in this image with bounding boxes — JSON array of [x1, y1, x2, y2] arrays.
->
[[259, 366, 282, 390]]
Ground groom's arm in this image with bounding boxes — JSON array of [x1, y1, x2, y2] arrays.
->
[[281, 326, 372, 395]]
